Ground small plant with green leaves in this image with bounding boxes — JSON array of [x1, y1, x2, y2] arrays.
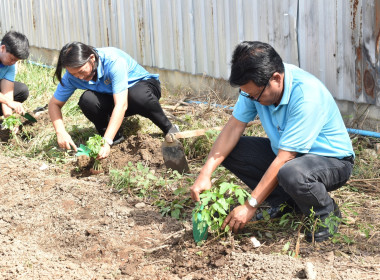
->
[[193, 182, 250, 235], [155, 187, 191, 220], [282, 241, 297, 257], [2, 115, 22, 135], [110, 162, 166, 197], [86, 134, 105, 170], [296, 207, 346, 243]]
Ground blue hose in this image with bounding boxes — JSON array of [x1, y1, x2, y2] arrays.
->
[[346, 128, 380, 138], [185, 100, 380, 138], [185, 100, 234, 110], [27, 60, 55, 69]]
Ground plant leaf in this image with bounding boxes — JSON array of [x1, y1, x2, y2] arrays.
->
[[212, 202, 227, 216], [235, 188, 248, 205], [218, 197, 229, 211], [219, 182, 231, 194]]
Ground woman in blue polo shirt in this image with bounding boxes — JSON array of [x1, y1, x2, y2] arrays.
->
[[48, 41, 177, 159]]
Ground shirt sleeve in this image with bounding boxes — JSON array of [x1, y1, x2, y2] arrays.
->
[[53, 73, 77, 102], [109, 58, 129, 94], [2, 65, 16, 82], [232, 93, 258, 123], [278, 85, 327, 153]]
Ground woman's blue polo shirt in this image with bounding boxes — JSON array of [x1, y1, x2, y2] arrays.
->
[[54, 47, 159, 102], [233, 63, 354, 159]]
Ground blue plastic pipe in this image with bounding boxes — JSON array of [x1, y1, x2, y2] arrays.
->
[[346, 128, 380, 138], [185, 100, 234, 110], [27, 60, 55, 69], [185, 100, 380, 138]]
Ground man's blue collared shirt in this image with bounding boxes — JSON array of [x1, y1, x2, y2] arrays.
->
[[54, 47, 159, 102], [233, 63, 354, 159]]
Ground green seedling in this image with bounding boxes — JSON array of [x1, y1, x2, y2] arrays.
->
[[192, 182, 250, 241], [155, 187, 191, 220], [86, 134, 105, 170], [110, 162, 167, 197], [2, 115, 22, 133]]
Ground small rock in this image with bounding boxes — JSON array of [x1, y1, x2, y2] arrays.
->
[[39, 163, 49, 170], [305, 262, 317, 280], [213, 257, 226, 267], [250, 237, 261, 248], [135, 202, 146, 209], [375, 143, 380, 155]]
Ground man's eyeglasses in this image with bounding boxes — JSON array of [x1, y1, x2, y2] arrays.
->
[[239, 83, 267, 102]]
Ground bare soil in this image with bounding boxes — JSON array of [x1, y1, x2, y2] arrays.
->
[[0, 110, 379, 279]]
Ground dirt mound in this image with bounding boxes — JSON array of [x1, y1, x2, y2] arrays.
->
[[105, 132, 164, 170], [71, 132, 165, 177]]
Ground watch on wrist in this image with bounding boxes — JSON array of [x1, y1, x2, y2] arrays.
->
[[248, 196, 259, 208], [103, 137, 113, 146]]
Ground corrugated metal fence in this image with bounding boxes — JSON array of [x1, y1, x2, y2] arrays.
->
[[0, 0, 379, 106]]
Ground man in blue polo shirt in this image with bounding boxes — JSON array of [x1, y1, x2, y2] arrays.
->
[[190, 41, 354, 242], [49, 42, 178, 159], [0, 31, 30, 120]]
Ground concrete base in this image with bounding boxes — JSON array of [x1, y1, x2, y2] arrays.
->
[[29, 46, 60, 66], [336, 100, 380, 132], [144, 66, 236, 100]]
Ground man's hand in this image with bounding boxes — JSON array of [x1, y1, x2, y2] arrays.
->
[[7, 100, 25, 115], [190, 174, 213, 201], [221, 203, 257, 233], [97, 143, 111, 159], [56, 130, 77, 151]]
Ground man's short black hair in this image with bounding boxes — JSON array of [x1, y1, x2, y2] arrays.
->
[[1, 31, 30, 60], [229, 41, 284, 87]]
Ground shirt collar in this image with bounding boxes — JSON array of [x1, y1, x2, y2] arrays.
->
[[278, 63, 292, 106], [87, 49, 104, 84], [95, 49, 104, 79]]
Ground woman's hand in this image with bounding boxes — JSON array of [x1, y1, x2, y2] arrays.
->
[[97, 143, 111, 159], [56, 130, 77, 151]]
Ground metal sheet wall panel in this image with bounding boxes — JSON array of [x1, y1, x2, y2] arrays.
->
[[298, 0, 379, 106], [0, 0, 298, 77], [0, 0, 377, 105]]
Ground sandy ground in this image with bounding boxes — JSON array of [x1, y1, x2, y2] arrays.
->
[[1, 152, 379, 280]]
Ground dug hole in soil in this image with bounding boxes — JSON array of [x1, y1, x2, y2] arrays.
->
[[0, 113, 379, 279]]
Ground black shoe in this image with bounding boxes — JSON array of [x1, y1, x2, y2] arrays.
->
[[113, 136, 125, 145], [256, 203, 296, 220], [306, 200, 342, 242]]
